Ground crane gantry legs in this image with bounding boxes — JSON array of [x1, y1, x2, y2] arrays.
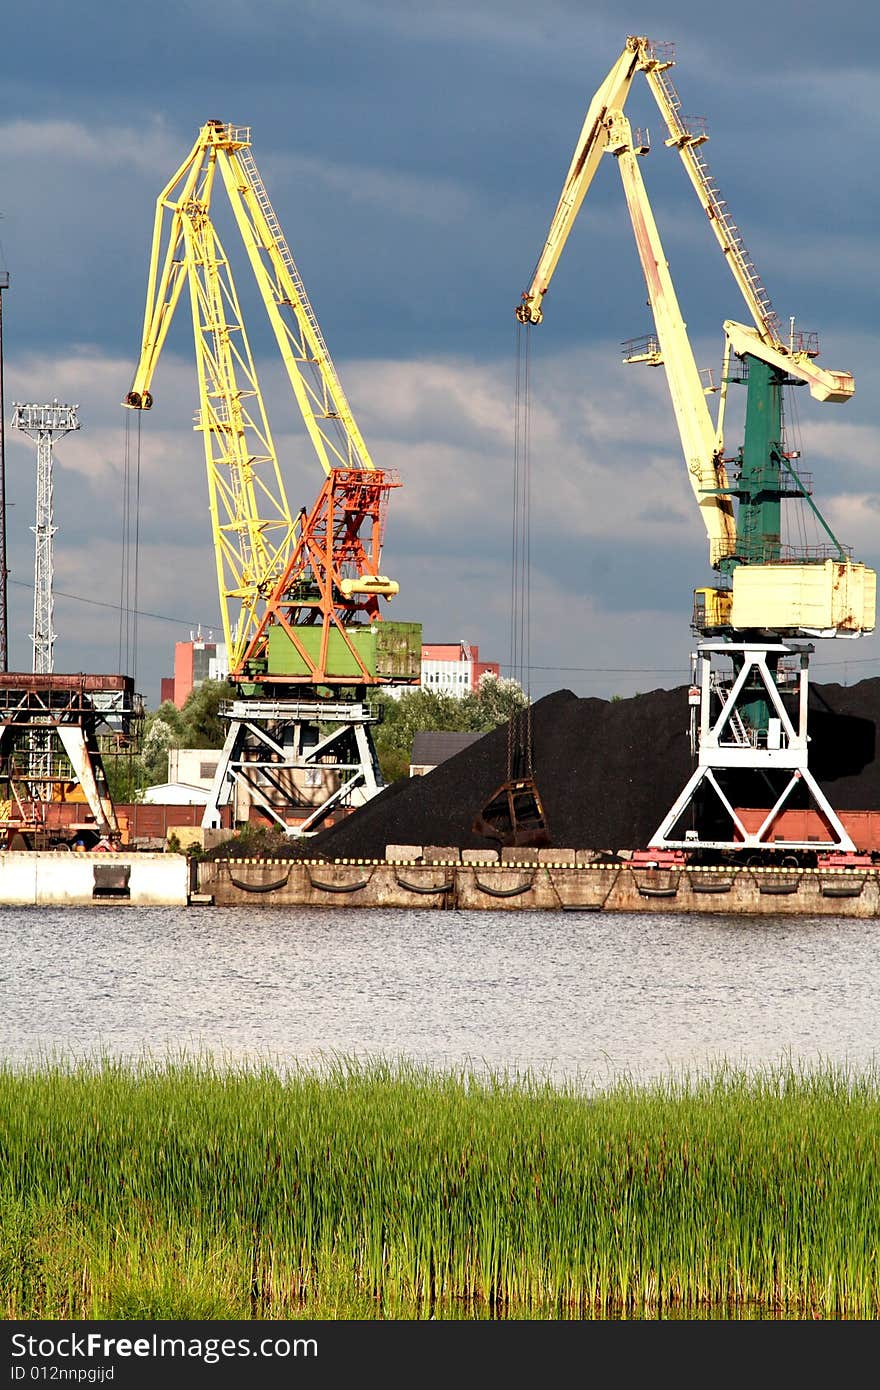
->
[[650, 641, 856, 856]]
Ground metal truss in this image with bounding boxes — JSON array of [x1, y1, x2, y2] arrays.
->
[[202, 698, 384, 836], [650, 641, 856, 853], [11, 402, 80, 675], [0, 674, 144, 841]]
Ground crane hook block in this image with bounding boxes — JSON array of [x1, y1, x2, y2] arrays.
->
[[516, 294, 543, 325]]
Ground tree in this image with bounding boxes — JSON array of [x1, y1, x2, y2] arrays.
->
[[460, 672, 529, 729], [108, 683, 230, 798], [374, 688, 470, 761], [179, 679, 229, 749], [372, 674, 528, 783], [139, 711, 182, 787]]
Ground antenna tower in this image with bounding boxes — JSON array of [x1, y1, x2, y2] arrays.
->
[[11, 401, 80, 673]]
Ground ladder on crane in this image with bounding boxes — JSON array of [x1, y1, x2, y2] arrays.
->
[[640, 43, 782, 346], [708, 671, 753, 747], [235, 140, 371, 465]]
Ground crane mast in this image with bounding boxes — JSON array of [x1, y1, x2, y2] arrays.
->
[[126, 120, 420, 835], [519, 37, 876, 861]]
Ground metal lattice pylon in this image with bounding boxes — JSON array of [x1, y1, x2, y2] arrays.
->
[[11, 401, 80, 674]]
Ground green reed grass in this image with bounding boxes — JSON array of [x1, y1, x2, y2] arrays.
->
[[1, 1052, 878, 1319]]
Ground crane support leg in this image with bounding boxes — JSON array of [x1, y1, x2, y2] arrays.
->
[[0, 675, 138, 847], [202, 697, 385, 838], [650, 640, 856, 854], [56, 724, 119, 839]]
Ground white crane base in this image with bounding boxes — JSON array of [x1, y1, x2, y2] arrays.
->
[[201, 698, 385, 836], [650, 640, 856, 854]]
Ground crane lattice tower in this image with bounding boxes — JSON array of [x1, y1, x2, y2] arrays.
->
[[11, 401, 80, 674]]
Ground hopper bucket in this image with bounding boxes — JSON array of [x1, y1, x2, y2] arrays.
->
[[472, 776, 550, 848]]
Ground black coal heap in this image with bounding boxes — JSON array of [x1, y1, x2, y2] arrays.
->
[[291, 678, 880, 859]]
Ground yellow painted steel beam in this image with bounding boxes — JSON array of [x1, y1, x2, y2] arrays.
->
[[215, 139, 376, 474], [126, 137, 206, 404], [611, 111, 736, 566], [181, 204, 296, 667], [638, 50, 784, 350], [517, 43, 643, 324], [724, 320, 854, 404]]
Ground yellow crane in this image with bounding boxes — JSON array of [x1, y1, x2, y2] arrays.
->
[[516, 36, 875, 861], [125, 120, 420, 834], [517, 35, 873, 639], [125, 119, 418, 690]]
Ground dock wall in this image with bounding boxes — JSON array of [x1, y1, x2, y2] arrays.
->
[[195, 854, 880, 917], [1, 849, 875, 915]]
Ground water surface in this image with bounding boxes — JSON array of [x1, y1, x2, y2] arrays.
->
[[2, 905, 878, 1085]]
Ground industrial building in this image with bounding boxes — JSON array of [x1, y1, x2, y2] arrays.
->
[[419, 642, 500, 697], [160, 634, 228, 708]]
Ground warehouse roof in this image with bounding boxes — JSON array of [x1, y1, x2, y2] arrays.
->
[[410, 730, 483, 771]]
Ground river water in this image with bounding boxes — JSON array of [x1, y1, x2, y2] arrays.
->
[[2, 904, 879, 1088]]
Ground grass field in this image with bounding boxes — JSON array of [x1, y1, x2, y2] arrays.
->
[[1, 1054, 878, 1320]]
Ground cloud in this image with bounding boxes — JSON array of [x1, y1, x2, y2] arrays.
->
[[290, 1, 878, 78], [0, 117, 180, 175], [0, 3, 877, 704], [7, 331, 875, 706], [262, 151, 472, 225], [0, 340, 713, 700]]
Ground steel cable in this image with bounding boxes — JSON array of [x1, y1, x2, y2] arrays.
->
[[117, 411, 142, 683], [510, 322, 534, 780], [118, 412, 131, 671]]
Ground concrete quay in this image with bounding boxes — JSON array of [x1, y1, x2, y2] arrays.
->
[[193, 847, 880, 916], [0, 851, 189, 907], [1, 845, 876, 915]]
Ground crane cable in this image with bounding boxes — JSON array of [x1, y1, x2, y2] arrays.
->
[[118, 410, 142, 683], [509, 320, 534, 780], [118, 413, 130, 671]]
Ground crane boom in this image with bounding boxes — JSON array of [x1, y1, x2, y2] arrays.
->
[[126, 128, 296, 671], [520, 35, 854, 384], [126, 122, 374, 475], [215, 134, 376, 476], [516, 42, 642, 325], [637, 44, 783, 348]]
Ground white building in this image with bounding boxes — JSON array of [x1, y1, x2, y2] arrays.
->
[[420, 640, 500, 696], [141, 748, 221, 806]]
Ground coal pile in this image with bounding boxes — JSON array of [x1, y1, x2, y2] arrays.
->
[[295, 683, 693, 857], [288, 677, 880, 859]]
